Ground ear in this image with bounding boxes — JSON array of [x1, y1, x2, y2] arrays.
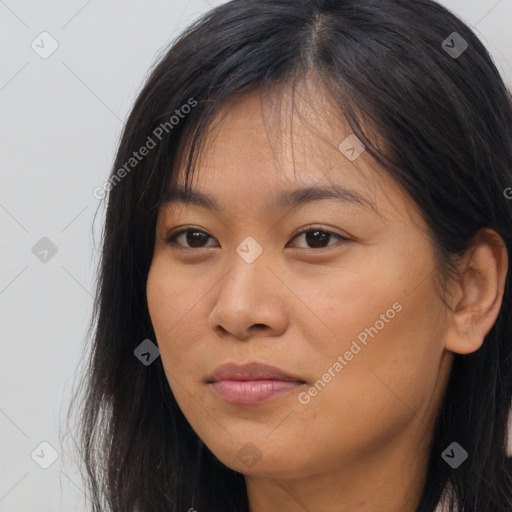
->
[[444, 228, 508, 355]]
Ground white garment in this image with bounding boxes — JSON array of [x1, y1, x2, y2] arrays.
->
[[433, 486, 455, 512]]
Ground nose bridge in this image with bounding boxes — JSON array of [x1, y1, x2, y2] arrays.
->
[[221, 239, 271, 306]]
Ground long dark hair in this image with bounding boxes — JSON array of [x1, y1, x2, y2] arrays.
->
[[65, 0, 512, 510]]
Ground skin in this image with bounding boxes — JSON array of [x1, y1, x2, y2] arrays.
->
[[146, 82, 508, 512]]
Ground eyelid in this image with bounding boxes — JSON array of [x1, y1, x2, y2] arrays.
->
[[289, 224, 349, 240]]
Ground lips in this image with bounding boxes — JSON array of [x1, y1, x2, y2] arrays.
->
[[207, 361, 305, 383], [206, 362, 306, 405]]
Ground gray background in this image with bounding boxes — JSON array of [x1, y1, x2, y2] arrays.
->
[[1, 0, 511, 510]]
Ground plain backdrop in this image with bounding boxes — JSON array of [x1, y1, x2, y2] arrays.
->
[[1, 0, 511, 510]]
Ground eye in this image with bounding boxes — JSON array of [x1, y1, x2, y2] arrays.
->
[[287, 226, 349, 250], [164, 228, 217, 249], [164, 225, 349, 251]]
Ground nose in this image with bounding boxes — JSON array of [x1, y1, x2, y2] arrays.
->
[[207, 251, 289, 341]]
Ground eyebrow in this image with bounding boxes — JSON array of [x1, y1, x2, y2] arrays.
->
[[161, 184, 378, 214]]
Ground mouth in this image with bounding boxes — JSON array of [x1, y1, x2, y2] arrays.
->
[[206, 362, 306, 405]]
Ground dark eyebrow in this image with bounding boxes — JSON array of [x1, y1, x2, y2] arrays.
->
[[161, 184, 378, 214]]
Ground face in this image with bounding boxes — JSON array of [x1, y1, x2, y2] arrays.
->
[[146, 85, 453, 480]]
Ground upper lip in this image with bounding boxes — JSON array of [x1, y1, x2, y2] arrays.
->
[[207, 362, 305, 383]]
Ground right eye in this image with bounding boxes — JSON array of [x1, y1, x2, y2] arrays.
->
[[164, 228, 218, 249]]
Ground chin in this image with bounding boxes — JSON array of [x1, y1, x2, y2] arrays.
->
[[207, 443, 315, 479]]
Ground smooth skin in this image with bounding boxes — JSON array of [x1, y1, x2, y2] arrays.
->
[[146, 81, 508, 512]]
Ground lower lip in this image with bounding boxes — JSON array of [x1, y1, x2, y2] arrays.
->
[[209, 379, 304, 405]]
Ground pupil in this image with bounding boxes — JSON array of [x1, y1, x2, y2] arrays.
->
[[306, 230, 329, 248], [187, 231, 208, 248]]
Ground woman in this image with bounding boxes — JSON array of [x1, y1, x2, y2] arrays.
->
[[67, 0, 512, 510]]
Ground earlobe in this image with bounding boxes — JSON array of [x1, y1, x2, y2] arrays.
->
[[444, 229, 508, 355]]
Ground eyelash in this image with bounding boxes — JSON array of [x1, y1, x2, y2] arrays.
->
[[163, 225, 349, 252]]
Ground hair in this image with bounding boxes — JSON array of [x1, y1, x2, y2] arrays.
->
[[65, 0, 512, 510]]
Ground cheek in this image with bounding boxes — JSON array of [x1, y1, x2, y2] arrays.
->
[[146, 261, 206, 420], [146, 256, 198, 340], [284, 292, 446, 473], [345, 298, 444, 417], [146, 259, 191, 366], [146, 256, 214, 386], [304, 249, 446, 409]]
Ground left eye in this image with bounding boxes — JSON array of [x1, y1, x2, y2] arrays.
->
[[164, 227, 348, 250], [288, 228, 348, 249]]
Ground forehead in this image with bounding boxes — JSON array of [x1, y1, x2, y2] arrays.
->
[[188, 85, 361, 177], [163, 85, 413, 222]]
